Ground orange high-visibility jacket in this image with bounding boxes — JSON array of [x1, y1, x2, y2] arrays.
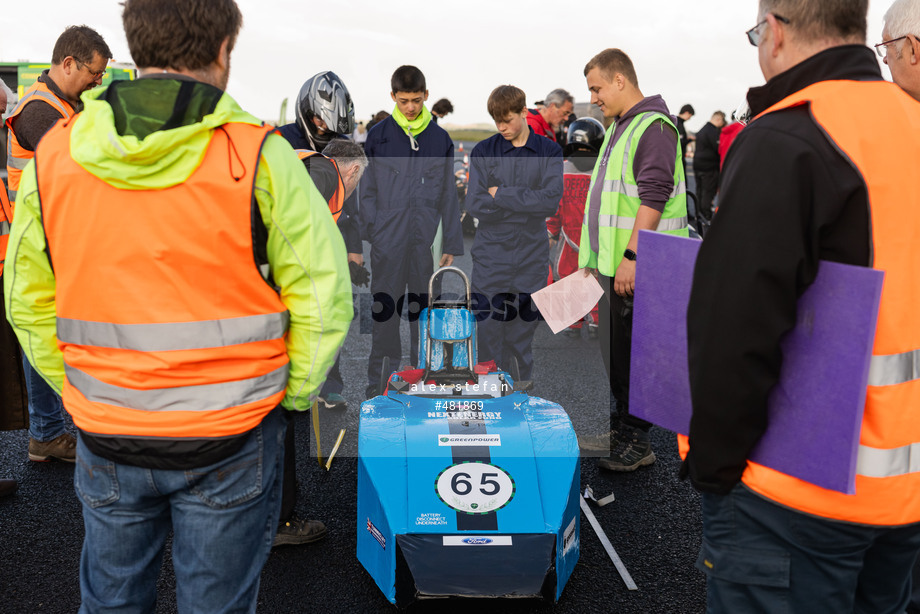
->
[[0, 187, 11, 276], [35, 117, 289, 440], [296, 149, 345, 222], [5, 80, 75, 205], [683, 80, 920, 526]]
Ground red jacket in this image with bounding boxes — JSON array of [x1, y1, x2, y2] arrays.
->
[[526, 109, 556, 141], [718, 122, 744, 170]]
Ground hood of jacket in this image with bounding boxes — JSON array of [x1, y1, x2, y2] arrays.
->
[[70, 75, 262, 190], [609, 94, 675, 147], [617, 94, 674, 125]]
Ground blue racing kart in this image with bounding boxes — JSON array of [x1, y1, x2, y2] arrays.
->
[[357, 267, 581, 607]]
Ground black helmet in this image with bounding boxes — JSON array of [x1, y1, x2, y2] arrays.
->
[[296, 71, 355, 145], [563, 117, 605, 157]]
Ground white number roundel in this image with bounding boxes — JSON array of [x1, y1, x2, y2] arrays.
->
[[435, 462, 516, 514]]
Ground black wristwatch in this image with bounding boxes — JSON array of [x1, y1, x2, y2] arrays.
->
[[623, 249, 637, 262]]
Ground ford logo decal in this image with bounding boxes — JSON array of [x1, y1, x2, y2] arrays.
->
[[462, 538, 492, 545]]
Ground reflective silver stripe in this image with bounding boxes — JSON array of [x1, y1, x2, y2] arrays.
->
[[602, 179, 640, 198], [603, 179, 687, 201], [856, 442, 920, 478], [7, 89, 70, 173], [560, 227, 579, 252], [598, 215, 688, 232], [0, 221, 9, 236], [598, 214, 635, 230], [14, 89, 70, 119], [7, 155, 29, 171], [658, 217, 689, 232], [7, 189, 17, 203], [619, 112, 652, 180], [868, 349, 920, 387], [65, 362, 290, 412], [57, 312, 290, 352]]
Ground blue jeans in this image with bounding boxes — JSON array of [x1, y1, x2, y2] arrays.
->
[[699, 483, 920, 614], [22, 354, 65, 441], [75, 408, 287, 614]]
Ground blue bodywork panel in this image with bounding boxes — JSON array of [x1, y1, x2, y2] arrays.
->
[[357, 381, 580, 605]]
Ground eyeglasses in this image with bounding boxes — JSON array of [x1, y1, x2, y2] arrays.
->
[[875, 36, 909, 59], [746, 14, 790, 47], [78, 61, 106, 79]]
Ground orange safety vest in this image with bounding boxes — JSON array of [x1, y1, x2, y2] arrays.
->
[[682, 79, 920, 526], [296, 149, 345, 222], [5, 79, 76, 205], [0, 187, 11, 276], [35, 117, 289, 440]]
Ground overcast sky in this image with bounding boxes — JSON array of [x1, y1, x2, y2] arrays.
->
[[2, 1, 892, 132]]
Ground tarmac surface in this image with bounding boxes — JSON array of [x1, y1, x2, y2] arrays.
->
[[0, 234, 706, 613]]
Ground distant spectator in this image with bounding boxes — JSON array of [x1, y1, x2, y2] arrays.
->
[[526, 88, 573, 142], [692, 110, 726, 225], [366, 110, 390, 132], [353, 120, 367, 144], [676, 104, 694, 165], [431, 97, 453, 123]]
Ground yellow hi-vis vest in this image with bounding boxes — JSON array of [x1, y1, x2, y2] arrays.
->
[[578, 112, 688, 276]]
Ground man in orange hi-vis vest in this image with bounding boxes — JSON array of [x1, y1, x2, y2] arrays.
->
[[3, 0, 351, 610], [877, 3, 920, 613], [684, 1, 920, 612], [5, 25, 112, 465]]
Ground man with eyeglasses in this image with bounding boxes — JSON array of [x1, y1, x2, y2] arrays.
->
[[880, 6, 920, 613], [683, 1, 920, 612], [880, 0, 920, 102], [5, 25, 111, 467]]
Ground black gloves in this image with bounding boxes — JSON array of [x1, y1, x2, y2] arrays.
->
[[349, 261, 370, 287]]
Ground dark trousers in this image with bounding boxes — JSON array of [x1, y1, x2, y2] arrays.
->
[[320, 356, 344, 396], [910, 557, 920, 614], [0, 285, 28, 431], [598, 275, 651, 432], [474, 292, 540, 380], [700, 484, 920, 614], [280, 418, 297, 522], [694, 168, 719, 223], [366, 243, 433, 387]]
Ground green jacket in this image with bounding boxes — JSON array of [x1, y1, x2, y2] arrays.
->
[[4, 77, 352, 412], [578, 112, 688, 276]]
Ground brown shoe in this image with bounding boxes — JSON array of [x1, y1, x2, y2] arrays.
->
[[0, 479, 17, 497], [272, 517, 327, 548], [28, 433, 77, 463]]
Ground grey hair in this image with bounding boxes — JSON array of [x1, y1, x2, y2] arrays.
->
[[544, 88, 573, 108], [322, 139, 368, 173], [884, 0, 920, 38], [758, 0, 867, 43]]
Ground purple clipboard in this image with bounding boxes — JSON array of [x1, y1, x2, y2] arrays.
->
[[630, 231, 883, 494]]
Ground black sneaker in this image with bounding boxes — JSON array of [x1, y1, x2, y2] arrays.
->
[[273, 517, 328, 548], [597, 426, 656, 472]]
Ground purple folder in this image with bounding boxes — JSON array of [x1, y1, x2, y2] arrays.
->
[[630, 231, 883, 494]]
